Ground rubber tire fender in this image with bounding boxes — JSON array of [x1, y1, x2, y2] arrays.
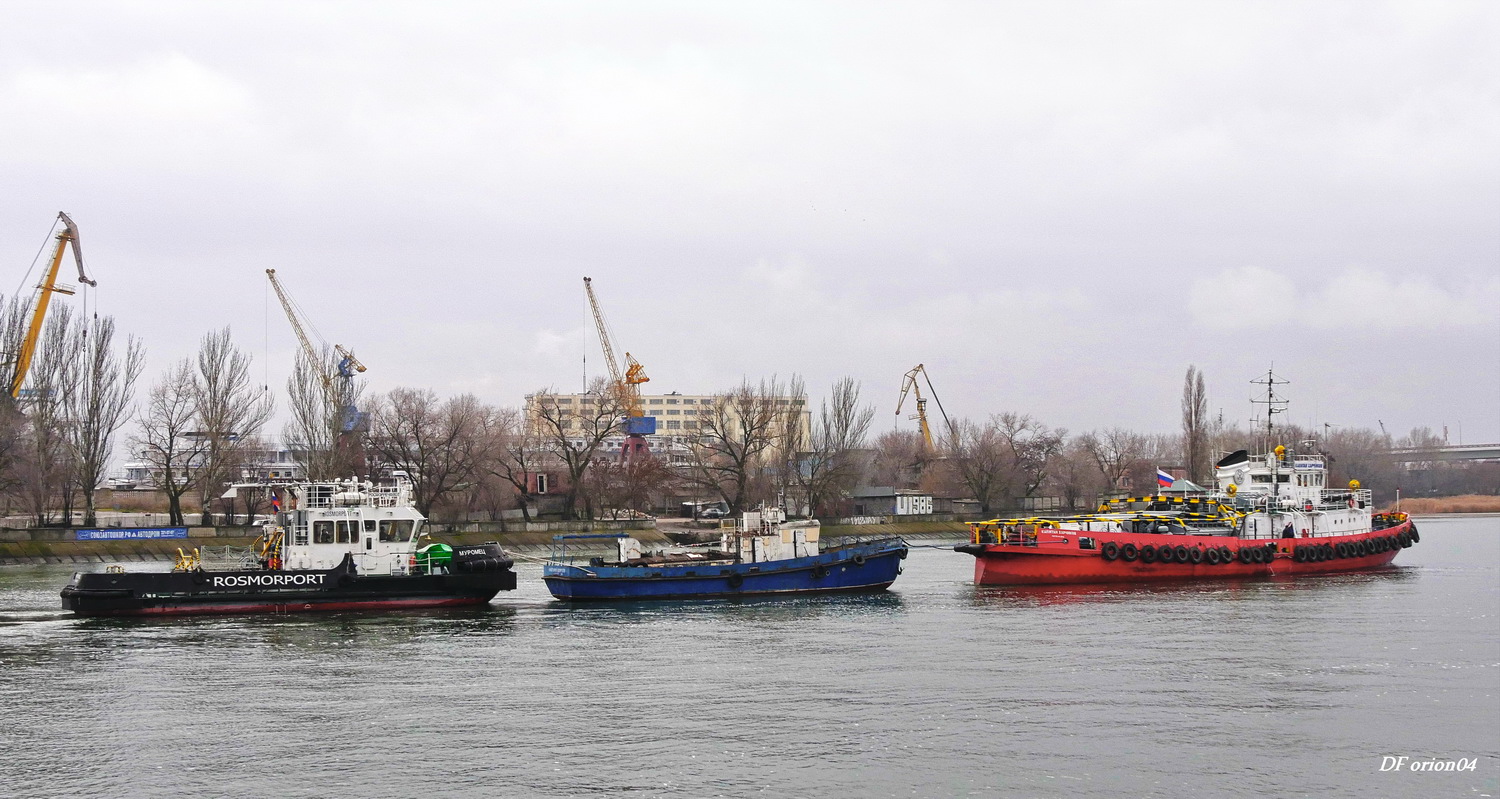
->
[[1238, 547, 1255, 564], [1409, 525, 1420, 544], [1120, 543, 1139, 562], [726, 572, 745, 590], [1140, 544, 1159, 563], [1174, 545, 1190, 563], [1206, 547, 1222, 565], [1101, 542, 1120, 561], [811, 565, 830, 579], [1187, 546, 1204, 564], [1218, 546, 1234, 564]]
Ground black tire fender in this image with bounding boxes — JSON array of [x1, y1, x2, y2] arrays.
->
[[1140, 544, 1158, 563], [1120, 543, 1139, 562], [852, 554, 867, 567], [726, 572, 745, 590], [1206, 547, 1222, 565], [1101, 542, 1120, 561]]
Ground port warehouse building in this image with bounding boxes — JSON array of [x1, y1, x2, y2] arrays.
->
[[523, 390, 813, 462]]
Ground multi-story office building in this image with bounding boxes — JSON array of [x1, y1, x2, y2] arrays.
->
[[523, 390, 812, 459]]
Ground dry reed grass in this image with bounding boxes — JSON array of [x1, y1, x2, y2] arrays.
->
[[1381, 495, 1500, 514]]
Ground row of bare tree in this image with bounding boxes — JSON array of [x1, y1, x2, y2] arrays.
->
[[3, 316, 1487, 528]]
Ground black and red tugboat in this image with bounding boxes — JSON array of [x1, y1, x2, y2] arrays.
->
[[62, 474, 516, 616]]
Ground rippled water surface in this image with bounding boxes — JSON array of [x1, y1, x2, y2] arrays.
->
[[2, 517, 1496, 798]]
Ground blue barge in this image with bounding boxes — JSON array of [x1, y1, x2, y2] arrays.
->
[[543, 511, 907, 601]]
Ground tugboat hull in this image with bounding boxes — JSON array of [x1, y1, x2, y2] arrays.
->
[[62, 563, 516, 617], [956, 522, 1416, 586], [544, 539, 907, 601]]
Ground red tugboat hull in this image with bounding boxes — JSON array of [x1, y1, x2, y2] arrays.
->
[[957, 522, 1414, 586]]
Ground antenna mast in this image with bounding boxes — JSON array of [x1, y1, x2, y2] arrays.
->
[[1250, 369, 1289, 447]]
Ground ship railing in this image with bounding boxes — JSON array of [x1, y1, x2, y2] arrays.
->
[[971, 521, 1063, 547]]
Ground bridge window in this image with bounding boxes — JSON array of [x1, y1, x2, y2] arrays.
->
[[380, 519, 415, 542], [336, 520, 358, 543], [313, 521, 334, 544]]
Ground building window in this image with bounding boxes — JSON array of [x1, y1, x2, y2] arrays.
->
[[666, 420, 681, 429], [666, 398, 678, 404], [649, 399, 663, 405], [666, 409, 680, 415]]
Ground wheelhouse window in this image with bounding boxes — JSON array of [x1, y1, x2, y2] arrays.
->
[[313, 521, 334, 544], [337, 520, 358, 543], [380, 519, 414, 542]]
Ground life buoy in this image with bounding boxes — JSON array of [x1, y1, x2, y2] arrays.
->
[[726, 573, 745, 589], [1101, 542, 1120, 561], [1120, 543, 1139, 562], [852, 554, 867, 567]]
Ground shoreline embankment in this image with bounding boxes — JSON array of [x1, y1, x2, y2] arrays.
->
[[0, 519, 973, 566]]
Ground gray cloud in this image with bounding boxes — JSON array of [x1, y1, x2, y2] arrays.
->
[[1, 1, 1495, 442]]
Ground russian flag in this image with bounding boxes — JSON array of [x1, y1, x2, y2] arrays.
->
[[270, 491, 282, 512], [1156, 469, 1175, 488]]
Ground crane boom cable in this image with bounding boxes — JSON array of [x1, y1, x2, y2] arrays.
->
[[265, 269, 335, 396]]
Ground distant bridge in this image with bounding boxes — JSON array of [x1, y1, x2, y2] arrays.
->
[[1388, 443, 1500, 463]]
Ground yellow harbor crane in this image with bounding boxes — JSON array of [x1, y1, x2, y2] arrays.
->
[[896, 363, 954, 453], [583, 276, 655, 458], [9, 212, 96, 398], [266, 269, 367, 432]]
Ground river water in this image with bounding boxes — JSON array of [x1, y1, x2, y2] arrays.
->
[[1, 516, 1495, 798]]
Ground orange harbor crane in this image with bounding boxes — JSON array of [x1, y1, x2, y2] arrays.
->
[[9, 212, 96, 398], [583, 276, 654, 460]]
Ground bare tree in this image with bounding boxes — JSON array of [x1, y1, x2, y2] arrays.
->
[[1080, 427, 1150, 495], [192, 328, 274, 524], [284, 344, 367, 480], [364, 388, 487, 517], [1000, 413, 1065, 499], [133, 361, 206, 526], [61, 315, 145, 526], [947, 416, 1009, 515], [526, 381, 622, 519], [1181, 365, 1208, 484], [868, 429, 926, 490], [787, 377, 874, 517], [682, 376, 796, 514], [18, 306, 77, 525], [478, 405, 539, 522]]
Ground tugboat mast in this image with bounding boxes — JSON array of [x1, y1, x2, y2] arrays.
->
[[1251, 369, 1291, 528]]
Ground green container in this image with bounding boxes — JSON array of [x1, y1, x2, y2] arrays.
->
[[416, 543, 453, 567]]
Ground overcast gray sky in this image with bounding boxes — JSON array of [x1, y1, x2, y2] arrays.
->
[[3, 1, 1496, 443]]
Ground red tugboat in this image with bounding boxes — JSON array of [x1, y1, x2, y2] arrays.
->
[[955, 445, 1419, 586]]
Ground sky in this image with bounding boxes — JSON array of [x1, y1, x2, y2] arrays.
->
[[2, 1, 1497, 445]]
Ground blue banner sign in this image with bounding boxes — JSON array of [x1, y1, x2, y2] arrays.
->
[[76, 527, 189, 541]]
